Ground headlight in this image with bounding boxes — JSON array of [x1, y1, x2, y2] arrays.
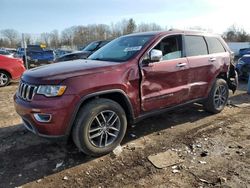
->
[[37, 85, 67, 97]]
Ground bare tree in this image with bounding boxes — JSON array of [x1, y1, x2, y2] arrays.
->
[[61, 26, 76, 47], [24, 33, 32, 45], [1, 29, 20, 47], [50, 30, 60, 49], [223, 25, 250, 42], [137, 23, 162, 32], [95, 24, 110, 40], [125, 18, 136, 34], [40, 32, 50, 47], [110, 22, 122, 39], [0, 38, 10, 47], [73, 26, 88, 47]]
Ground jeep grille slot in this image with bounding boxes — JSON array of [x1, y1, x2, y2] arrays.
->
[[18, 82, 37, 101]]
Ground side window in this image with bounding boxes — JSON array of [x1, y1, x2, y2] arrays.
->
[[153, 35, 182, 61], [205, 37, 226, 54], [184, 35, 208, 56]]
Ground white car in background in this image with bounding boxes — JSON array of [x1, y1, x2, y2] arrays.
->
[[0, 50, 14, 58]]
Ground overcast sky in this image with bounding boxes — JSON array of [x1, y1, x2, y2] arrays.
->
[[0, 0, 249, 34]]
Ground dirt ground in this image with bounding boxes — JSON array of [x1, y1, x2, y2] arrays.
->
[[0, 82, 249, 188]]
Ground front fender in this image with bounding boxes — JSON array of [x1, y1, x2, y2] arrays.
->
[[65, 89, 135, 136]]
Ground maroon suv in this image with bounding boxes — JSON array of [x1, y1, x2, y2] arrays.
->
[[14, 30, 238, 156]]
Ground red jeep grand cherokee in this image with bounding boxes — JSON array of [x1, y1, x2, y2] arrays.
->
[[14, 30, 238, 156]]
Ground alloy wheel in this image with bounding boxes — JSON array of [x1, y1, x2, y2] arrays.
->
[[214, 85, 227, 109], [88, 110, 121, 148], [0, 72, 9, 86]]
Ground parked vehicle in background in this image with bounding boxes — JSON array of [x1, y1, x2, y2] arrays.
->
[[236, 54, 250, 80], [26, 49, 54, 64], [14, 30, 238, 156], [54, 40, 110, 62], [239, 48, 250, 57], [0, 55, 25, 87], [26, 45, 54, 63], [54, 49, 72, 59], [81, 40, 110, 56], [0, 50, 14, 58], [16, 45, 55, 68], [15, 48, 25, 58], [54, 51, 89, 62], [4, 48, 17, 55]]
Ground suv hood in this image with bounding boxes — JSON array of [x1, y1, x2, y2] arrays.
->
[[22, 59, 118, 84]]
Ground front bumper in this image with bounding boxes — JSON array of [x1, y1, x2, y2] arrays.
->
[[14, 93, 78, 137]]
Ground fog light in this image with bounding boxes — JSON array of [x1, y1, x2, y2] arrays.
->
[[34, 113, 52, 123]]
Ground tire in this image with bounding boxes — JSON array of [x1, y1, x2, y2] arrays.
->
[[72, 98, 127, 156], [204, 78, 229, 113], [0, 71, 10, 87]]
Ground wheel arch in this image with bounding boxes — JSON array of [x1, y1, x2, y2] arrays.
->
[[0, 69, 12, 79], [66, 89, 135, 136]]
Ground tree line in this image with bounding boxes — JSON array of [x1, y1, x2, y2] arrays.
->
[[0, 18, 162, 49], [0, 18, 249, 49]]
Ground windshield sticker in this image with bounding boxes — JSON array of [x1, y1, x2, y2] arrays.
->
[[124, 46, 142, 52]]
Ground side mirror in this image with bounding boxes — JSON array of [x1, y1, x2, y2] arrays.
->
[[149, 49, 163, 62]]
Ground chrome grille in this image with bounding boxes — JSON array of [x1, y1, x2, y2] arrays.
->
[[18, 82, 37, 101]]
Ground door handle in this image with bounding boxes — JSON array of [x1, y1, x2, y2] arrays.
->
[[209, 57, 216, 62], [176, 63, 187, 68]]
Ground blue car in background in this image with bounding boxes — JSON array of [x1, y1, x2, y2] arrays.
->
[[26, 49, 54, 63], [239, 48, 250, 57], [16, 45, 55, 68], [236, 54, 250, 80]]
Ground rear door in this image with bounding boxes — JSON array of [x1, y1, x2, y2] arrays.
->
[[184, 35, 212, 100], [205, 36, 230, 69], [140, 35, 190, 112], [185, 35, 230, 100]]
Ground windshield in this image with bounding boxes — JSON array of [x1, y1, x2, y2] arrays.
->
[[88, 35, 153, 62], [83, 41, 99, 51]]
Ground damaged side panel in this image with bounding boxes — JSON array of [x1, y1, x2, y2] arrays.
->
[[227, 61, 238, 94]]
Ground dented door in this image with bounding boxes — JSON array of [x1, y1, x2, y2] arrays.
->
[[140, 58, 189, 112]]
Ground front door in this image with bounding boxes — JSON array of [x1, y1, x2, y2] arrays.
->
[[140, 35, 190, 112]]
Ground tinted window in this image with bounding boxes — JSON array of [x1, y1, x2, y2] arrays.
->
[[185, 36, 208, 56], [205, 37, 225, 54], [153, 35, 182, 60], [84, 42, 100, 51]]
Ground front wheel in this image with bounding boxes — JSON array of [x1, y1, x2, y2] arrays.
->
[[203, 78, 229, 113], [0, 71, 10, 87], [72, 98, 127, 156]]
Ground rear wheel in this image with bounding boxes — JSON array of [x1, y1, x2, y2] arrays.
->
[[204, 78, 229, 113], [0, 71, 10, 87], [72, 98, 127, 156]]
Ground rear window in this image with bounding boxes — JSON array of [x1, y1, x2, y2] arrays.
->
[[205, 37, 225, 54], [184, 35, 208, 56]]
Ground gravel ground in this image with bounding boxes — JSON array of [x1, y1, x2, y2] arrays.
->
[[0, 81, 249, 188]]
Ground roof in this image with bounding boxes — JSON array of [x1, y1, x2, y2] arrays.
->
[[124, 29, 218, 38]]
